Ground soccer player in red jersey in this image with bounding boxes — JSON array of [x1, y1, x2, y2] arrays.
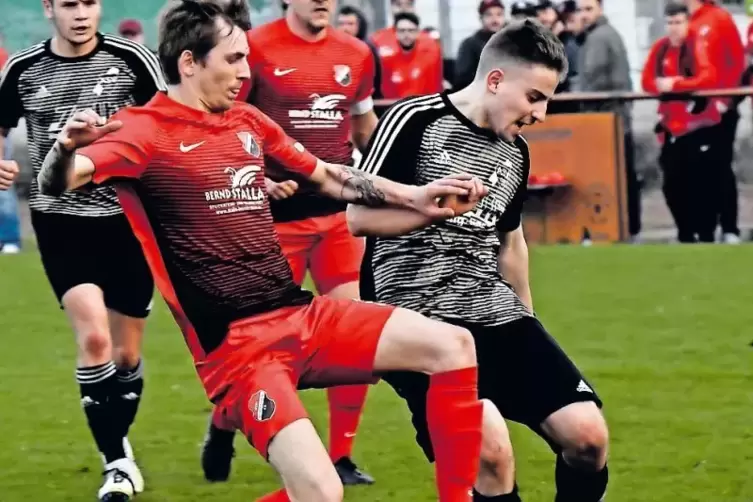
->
[[211, 0, 382, 485], [32, 2, 485, 501]]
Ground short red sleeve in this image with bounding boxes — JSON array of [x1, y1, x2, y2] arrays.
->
[[252, 108, 318, 176], [79, 109, 154, 184], [355, 49, 375, 105]]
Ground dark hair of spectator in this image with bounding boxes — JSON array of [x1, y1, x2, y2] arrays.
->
[[476, 19, 568, 79], [338, 5, 360, 18], [393, 12, 420, 27], [158, 0, 236, 85], [221, 0, 253, 31], [390, 0, 414, 5], [664, 3, 688, 17]]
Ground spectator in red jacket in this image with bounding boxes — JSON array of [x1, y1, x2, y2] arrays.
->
[[681, 0, 745, 243], [380, 12, 443, 99], [642, 3, 723, 243], [371, 0, 442, 66]]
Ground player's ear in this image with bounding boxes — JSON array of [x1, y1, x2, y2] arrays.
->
[[486, 69, 505, 94], [178, 50, 197, 79], [42, 0, 53, 20]]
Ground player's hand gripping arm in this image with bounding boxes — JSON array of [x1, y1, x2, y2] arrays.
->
[[498, 224, 533, 312], [346, 174, 488, 237], [37, 110, 123, 195], [309, 161, 477, 219]]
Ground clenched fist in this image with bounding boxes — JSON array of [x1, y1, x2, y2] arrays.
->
[[0, 159, 19, 190]]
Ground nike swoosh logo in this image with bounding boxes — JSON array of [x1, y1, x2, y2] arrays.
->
[[273, 68, 297, 77], [179, 141, 205, 153]]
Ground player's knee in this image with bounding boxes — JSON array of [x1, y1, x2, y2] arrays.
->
[[79, 330, 112, 360], [427, 325, 476, 374], [477, 399, 515, 494], [562, 411, 609, 471]]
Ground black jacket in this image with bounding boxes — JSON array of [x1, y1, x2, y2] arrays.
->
[[454, 29, 495, 90]]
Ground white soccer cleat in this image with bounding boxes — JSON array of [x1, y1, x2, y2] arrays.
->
[[98, 459, 135, 501], [100, 438, 144, 493]]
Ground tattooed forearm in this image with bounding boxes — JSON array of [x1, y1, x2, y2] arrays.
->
[[38, 142, 74, 196], [337, 166, 387, 207]]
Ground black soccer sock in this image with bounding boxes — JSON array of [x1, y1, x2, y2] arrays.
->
[[554, 455, 608, 502], [116, 359, 145, 439], [473, 484, 522, 501], [77, 362, 126, 463]]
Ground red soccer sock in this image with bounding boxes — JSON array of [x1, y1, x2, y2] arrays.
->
[[327, 384, 370, 461], [256, 489, 290, 502], [427, 367, 483, 502], [211, 405, 234, 431]]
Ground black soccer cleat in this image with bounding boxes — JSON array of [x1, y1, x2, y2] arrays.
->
[[334, 457, 375, 485], [201, 422, 236, 482]]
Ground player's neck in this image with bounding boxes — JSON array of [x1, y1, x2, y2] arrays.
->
[[167, 86, 213, 114], [50, 34, 98, 58], [448, 85, 489, 130], [285, 12, 328, 42]]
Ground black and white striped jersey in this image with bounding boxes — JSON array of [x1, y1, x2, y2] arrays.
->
[[359, 93, 532, 326], [0, 33, 166, 217]]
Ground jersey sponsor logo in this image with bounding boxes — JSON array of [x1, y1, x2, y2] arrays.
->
[[237, 131, 261, 157], [334, 65, 352, 86], [204, 165, 266, 215], [92, 67, 121, 96], [273, 67, 297, 76], [46, 103, 121, 139], [179, 141, 205, 153], [287, 93, 346, 129], [248, 390, 276, 422]]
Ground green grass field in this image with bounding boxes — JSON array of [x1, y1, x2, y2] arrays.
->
[[1, 244, 752, 501]]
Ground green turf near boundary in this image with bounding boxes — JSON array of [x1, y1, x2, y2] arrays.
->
[[1, 244, 752, 501]]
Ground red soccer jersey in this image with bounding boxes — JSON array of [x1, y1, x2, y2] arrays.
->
[[79, 92, 317, 359], [242, 19, 375, 222]]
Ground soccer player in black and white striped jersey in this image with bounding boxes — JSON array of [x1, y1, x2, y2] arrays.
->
[[0, 0, 165, 499], [352, 20, 610, 502]]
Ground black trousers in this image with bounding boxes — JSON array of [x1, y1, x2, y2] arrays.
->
[[716, 110, 740, 236], [623, 131, 642, 236], [659, 126, 719, 243]]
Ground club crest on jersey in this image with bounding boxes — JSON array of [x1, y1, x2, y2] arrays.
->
[[334, 65, 352, 86], [248, 390, 276, 422], [237, 131, 261, 157]]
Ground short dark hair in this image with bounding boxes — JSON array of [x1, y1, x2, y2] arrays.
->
[[393, 12, 420, 27], [664, 3, 688, 17], [476, 19, 568, 79], [220, 0, 253, 31], [338, 5, 360, 17], [159, 0, 236, 85]]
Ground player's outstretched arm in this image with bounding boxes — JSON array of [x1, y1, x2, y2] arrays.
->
[[309, 161, 478, 219], [498, 225, 533, 311], [346, 174, 488, 237], [38, 110, 122, 195]]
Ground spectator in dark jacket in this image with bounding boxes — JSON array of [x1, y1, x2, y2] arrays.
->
[[337, 5, 383, 98], [453, 0, 505, 89]]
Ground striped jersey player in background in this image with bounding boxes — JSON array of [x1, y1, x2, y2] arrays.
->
[[0, 0, 164, 499], [202, 0, 380, 486], [351, 21, 610, 502]]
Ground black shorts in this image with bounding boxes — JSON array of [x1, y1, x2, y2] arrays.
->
[[382, 316, 602, 461], [31, 211, 154, 319]]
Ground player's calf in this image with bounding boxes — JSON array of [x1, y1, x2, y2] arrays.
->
[[474, 400, 519, 501], [542, 402, 609, 502]]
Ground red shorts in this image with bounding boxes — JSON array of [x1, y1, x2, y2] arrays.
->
[[274, 212, 365, 294], [198, 296, 395, 459]]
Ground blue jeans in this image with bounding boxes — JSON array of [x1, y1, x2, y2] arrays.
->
[[0, 185, 21, 246]]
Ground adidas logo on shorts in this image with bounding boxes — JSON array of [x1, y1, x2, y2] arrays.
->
[[576, 380, 593, 393]]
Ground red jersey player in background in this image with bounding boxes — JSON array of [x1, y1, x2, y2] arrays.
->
[[204, 0, 381, 486], [372, 0, 443, 65], [29, 2, 488, 500]]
